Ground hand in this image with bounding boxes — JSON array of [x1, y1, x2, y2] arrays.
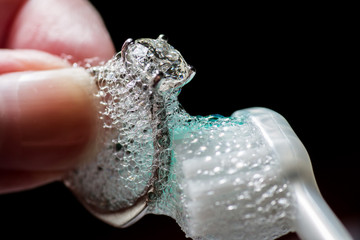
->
[[0, 0, 115, 194]]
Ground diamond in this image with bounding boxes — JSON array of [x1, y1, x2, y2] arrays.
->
[[125, 36, 194, 93]]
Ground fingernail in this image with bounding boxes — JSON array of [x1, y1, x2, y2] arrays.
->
[[0, 68, 99, 171], [0, 49, 71, 74]]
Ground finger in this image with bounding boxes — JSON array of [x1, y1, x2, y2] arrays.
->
[[0, 49, 70, 74], [5, 0, 115, 63], [0, 169, 63, 194], [0, 68, 100, 171], [0, 0, 25, 47]]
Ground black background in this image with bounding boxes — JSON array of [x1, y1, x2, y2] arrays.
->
[[0, 1, 358, 239]]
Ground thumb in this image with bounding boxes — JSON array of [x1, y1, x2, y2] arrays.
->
[[0, 68, 100, 192]]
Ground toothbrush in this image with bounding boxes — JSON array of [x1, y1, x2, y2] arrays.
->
[[64, 35, 353, 240]]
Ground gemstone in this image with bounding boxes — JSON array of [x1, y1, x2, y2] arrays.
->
[[125, 36, 193, 93]]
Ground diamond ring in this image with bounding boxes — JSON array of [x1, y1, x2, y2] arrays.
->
[[65, 34, 195, 227]]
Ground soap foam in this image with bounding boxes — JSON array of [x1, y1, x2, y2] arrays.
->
[[65, 36, 296, 239]]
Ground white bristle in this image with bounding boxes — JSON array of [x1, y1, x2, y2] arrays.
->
[[172, 109, 295, 240]]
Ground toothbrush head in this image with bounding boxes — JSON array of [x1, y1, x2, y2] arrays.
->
[[168, 108, 300, 239]]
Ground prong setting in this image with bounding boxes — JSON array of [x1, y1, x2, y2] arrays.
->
[[157, 34, 168, 42], [121, 38, 134, 61]]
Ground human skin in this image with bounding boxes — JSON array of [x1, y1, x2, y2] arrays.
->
[[0, 0, 115, 194]]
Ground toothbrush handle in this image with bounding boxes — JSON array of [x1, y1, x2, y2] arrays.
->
[[292, 181, 353, 240]]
